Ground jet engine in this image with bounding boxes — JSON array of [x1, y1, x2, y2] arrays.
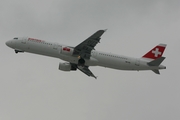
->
[[59, 62, 77, 71]]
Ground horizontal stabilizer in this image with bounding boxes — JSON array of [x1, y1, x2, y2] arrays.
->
[[152, 69, 160, 74], [147, 57, 165, 66]]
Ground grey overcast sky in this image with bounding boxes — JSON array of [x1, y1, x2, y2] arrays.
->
[[1, 0, 180, 120]]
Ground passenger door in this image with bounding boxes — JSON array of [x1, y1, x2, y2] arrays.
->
[[20, 37, 28, 50], [135, 59, 140, 66]]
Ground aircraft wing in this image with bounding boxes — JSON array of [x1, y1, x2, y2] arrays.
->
[[71, 63, 97, 79], [73, 29, 106, 59], [78, 66, 97, 79]]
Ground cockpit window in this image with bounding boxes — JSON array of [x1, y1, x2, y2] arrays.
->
[[13, 37, 18, 39]]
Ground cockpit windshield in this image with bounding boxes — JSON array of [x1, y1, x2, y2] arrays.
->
[[13, 37, 18, 39]]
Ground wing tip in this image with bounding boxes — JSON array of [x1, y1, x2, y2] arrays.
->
[[103, 29, 107, 32]]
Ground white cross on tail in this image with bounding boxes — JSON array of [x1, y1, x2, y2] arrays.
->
[[152, 48, 161, 57]]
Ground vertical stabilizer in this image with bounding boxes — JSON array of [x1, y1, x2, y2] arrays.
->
[[142, 44, 166, 60]]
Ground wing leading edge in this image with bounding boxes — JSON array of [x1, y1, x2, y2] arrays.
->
[[73, 29, 106, 59]]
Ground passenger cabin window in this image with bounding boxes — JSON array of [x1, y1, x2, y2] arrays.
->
[[13, 37, 18, 39]]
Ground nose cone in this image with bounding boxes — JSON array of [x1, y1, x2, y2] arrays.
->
[[6, 41, 10, 47], [6, 40, 14, 48]]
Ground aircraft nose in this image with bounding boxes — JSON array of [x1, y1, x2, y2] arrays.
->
[[6, 40, 13, 48], [6, 41, 10, 46]]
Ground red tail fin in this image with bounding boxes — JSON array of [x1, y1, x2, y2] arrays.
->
[[142, 44, 166, 60]]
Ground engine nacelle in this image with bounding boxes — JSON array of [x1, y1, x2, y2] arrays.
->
[[61, 46, 74, 56], [59, 62, 77, 71]]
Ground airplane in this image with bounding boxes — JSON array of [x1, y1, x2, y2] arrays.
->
[[6, 30, 166, 79]]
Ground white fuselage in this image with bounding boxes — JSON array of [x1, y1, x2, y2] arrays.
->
[[6, 37, 165, 71]]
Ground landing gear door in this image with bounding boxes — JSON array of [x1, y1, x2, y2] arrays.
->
[[53, 43, 59, 50], [20, 37, 28, 50]]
